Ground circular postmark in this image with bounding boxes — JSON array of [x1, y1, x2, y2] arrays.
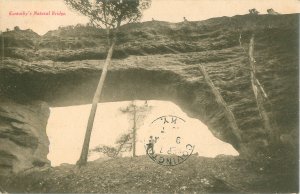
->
[[144, 115, 195, 166]]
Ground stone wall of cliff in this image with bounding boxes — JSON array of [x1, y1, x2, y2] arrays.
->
[[0, 98, 50, 175]]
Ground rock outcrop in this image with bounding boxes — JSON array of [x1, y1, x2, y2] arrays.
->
[[0, 98, 50, 176], [0, 14, 298, 174]]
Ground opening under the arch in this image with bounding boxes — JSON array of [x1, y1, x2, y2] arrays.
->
[[46, 100, 239, 166]]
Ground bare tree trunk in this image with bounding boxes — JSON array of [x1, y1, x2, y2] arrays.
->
[[132, 102, 137, 157], [106, 28, 111, 48], [198, 64, 242, 142], [76, 38, 116, 167], [248, 35, 278, 143]]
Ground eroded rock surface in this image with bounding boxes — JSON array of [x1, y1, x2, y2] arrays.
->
[[0, 98, 50, 175]]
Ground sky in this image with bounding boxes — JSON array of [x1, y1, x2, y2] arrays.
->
[[0, 0, 299, 35], [47, 100, 239, 166]]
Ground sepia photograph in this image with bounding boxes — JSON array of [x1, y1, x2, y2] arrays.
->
[[0, 0, 299, 193]]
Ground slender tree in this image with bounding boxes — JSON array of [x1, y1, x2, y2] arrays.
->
[[198, 65, 242, 144], [248, 35, 279, 143], [90, 101, 151, 158], [64, 0, 151, 166], [120, 101, 151, 157], [239, 30, 279, 144]]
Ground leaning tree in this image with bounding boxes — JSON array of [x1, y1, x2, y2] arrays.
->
[[64, 0, 151, 166]]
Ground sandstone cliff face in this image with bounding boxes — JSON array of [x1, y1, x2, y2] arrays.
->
[[0, 98, 50, 175], [0, 14, 298, 174]]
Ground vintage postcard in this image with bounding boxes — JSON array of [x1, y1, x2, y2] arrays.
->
[[0, 0, 299, 193]]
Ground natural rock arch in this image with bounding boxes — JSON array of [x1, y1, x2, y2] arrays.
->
[[0, 14, 298, 175], [0, 55, 267, 175]]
